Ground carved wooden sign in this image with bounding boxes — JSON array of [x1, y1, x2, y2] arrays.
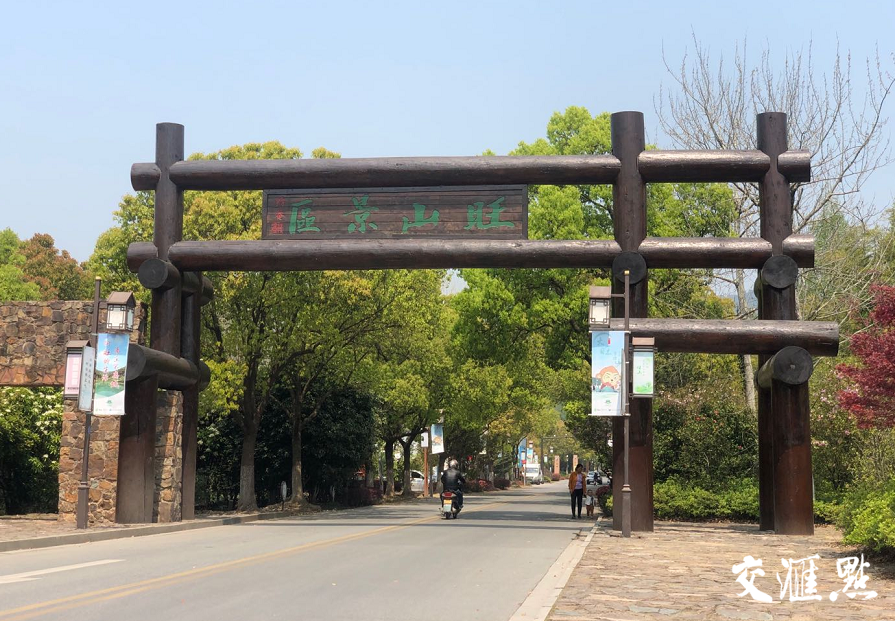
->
[[262, 185, 527, 240]]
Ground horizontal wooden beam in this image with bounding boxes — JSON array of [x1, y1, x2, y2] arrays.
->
[[126, 344, 199, 390], [131, 155, 623, 192], [607, 318, 838, 356], [638, 150, 769, 182], [126, 235, 813, 273], [639, 235, 813, 268], [756, 346, 814, 388], [130, 149, 811, 192]]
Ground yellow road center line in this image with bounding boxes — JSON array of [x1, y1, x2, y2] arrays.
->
[[0, 500, 504, 621]]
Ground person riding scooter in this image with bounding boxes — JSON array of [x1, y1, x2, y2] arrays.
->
[[441, 459, 466, 508]]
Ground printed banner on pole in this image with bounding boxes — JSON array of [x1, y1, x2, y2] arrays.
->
[[591, 331, 625, 416], [420, 432, 429, 448], [429, 423, 444, 454], [78, 345, 96, 412], [632, 350, 655, 397], [93, 333, 129, 416]]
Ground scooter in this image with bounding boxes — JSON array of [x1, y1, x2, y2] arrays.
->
[[440, 490, 461, 519]]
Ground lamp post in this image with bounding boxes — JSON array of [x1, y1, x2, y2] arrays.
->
[[76, 277, 102, 529], [589, 274, 634, 538]]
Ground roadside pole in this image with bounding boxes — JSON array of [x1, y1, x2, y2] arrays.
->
[[76, 277, 102, 529], [423, 442, 429, 497]]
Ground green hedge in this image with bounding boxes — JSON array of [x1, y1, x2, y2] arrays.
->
[[837, 479, 895, 553], [598, 479, 858, 526], [652, 479, 759, 521]]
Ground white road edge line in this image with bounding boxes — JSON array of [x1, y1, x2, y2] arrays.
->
[[0, 559, 124, 585], [507, 525, 595, 621]]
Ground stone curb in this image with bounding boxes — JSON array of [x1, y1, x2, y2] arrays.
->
[[509, 522, 597, 621], [0, 511, 293, 553]]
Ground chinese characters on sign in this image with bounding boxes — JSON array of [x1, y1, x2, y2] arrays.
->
[[77, 345, 96, 413], [591, 331, 625, 416], [92, 333, 129, 416], [732, 554, 878, 603], [262, 186, 527, 240]]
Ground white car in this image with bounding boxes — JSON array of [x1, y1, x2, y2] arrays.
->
[[410, 470, 426, 493], [524, 465, 543, 484]]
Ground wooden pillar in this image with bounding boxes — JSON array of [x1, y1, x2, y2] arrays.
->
[[771, 380, 813, 534], [180, 274, 200, 520], [117, 376, 158, 523], [610, 111, 653, 532], [757, 112, 813, 534], [117, 123, 184, 524], [754, 276, 774, 530], [757, 353, 775, 530]]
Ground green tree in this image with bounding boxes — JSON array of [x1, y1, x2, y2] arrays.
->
[[20, 233, 92, 300], [0, 388, 62, 514], [0, 228, 41, 301], [360, 271, 451, 496]]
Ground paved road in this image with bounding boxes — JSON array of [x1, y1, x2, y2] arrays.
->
[[0, 481, 589, 621]]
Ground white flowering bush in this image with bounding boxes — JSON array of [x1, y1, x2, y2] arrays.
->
[[0, 387, 62, 514]]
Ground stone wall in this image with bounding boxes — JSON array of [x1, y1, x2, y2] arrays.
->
[[154, 390, 183, 523], [58, 402, 121, 524], [0, 301, 93, 385]]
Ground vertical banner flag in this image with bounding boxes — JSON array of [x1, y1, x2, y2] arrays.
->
[[77, 345, 96, 412], [518, 438, 527, 467], [632, 349, 655, 397], [591, 331, 625, 416], [63, 350, 82, 397], [429, 423, 444, 454], [420, 432, 429, 448], [93, 333, 129, 416]]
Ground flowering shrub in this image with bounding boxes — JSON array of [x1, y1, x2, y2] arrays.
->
[[493, 477, 511, 489], [0, 387, 62, 514]]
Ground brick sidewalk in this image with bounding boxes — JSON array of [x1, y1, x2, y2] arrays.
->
[[548, 520, 895, 621], [0, 514, 136, 542]]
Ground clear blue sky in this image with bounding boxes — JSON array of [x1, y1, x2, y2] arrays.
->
[[1, 0, 893, 262]]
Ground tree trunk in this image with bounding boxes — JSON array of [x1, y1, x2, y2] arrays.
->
[[401, 437, 413, 497], [385, 440, 395, 497], [736, 269, 757, 414], [237, 418, 259, 512], [291, 415, 304, 503], [364, 456, 374, 488]]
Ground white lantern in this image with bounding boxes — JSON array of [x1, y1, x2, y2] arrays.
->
[[105, 292, 136, 332], [588, 286, 612, 329]]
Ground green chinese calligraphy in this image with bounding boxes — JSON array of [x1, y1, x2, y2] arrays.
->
[[344, 195, 379, 233], [464, 197, 514, 230], [402, 203, 440, 233], [289, 199, 320, 233]]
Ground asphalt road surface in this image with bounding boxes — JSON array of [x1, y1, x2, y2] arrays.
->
[[0, 481, 589, 621]]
